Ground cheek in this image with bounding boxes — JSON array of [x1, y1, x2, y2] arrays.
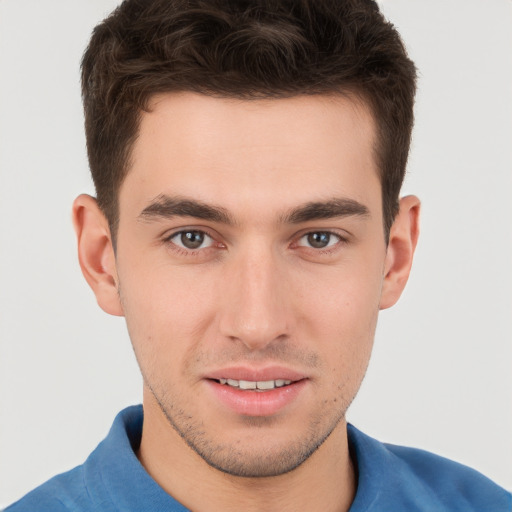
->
[[294, 260, 382, 376], [297, 257, 383, 335], [118, 261, 219, 373]]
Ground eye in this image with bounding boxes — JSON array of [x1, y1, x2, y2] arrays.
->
[[297, 231, 341, 249], [169, 230, 214, 250]]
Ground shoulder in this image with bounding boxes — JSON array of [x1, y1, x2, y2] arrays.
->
[[3, 406, 144, 512], [385, 442, 511, 511], [4, 465, 96, 512], [348, 424, 512, 512]]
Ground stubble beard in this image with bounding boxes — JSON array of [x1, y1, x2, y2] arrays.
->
[[146, 380, 349, 478]]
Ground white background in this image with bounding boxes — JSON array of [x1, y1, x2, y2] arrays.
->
[[0, 0, 511, 507]]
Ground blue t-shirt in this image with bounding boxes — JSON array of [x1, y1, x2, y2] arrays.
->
[[5, 405, 511, 511]]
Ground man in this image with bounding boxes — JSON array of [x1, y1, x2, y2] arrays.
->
[[4, 0, 511, 511]]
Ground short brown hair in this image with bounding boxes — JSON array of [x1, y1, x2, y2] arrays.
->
[[81, 0, 416, 240]]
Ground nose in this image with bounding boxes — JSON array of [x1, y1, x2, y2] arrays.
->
[[218, 244, 291, 351]]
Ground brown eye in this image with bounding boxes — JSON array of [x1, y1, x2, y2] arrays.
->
[[171, 230, 213, 250], [299, 232, 340, 249]]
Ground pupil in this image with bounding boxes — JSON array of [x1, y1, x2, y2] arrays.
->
[[307, 232, 330, 248], [181, 231, 204, 249]]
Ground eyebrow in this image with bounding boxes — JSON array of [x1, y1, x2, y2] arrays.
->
[[282, 198, 370, 224], [138, 195, 369, 225], [138, 195, 235, 225]]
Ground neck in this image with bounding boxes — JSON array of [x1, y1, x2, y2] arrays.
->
[[137, 393, 356, 512]]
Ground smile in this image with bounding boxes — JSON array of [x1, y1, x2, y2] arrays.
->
[[217, 378, 293, 390], [207, 373, 308, 415]]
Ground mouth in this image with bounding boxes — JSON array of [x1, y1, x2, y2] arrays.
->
[[205, 369, 308, 416], [215, 378, 293, 391]]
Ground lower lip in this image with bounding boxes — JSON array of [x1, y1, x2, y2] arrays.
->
[[205, 379, 307, 417]]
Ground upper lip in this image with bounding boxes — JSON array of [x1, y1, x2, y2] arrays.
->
[[205, 366, 307, 382]]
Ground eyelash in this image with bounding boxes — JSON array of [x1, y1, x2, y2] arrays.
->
[[162, 229, 347, 257], [295, 232, 344, 252], [163, 229, 220, 256]]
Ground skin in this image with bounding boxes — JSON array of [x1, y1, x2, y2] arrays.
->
[[73, 92, 419, 512]]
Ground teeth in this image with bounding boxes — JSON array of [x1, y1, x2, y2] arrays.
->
[[256, 380, 275, 390], [239, 380, 257, 390], [218, 378, 292, 390]]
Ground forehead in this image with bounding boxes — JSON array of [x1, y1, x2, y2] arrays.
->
[[121, 92, 380, 220]]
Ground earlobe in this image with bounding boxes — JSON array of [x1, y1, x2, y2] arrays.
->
[[72, 194, 124, 316], [379, 195, 420, 310]]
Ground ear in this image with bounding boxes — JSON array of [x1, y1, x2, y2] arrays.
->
[[72, 194, 124, 316], [379, 195, 420, 310]]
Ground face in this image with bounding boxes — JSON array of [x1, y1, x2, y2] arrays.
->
[[108, 93, 391, 477]]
